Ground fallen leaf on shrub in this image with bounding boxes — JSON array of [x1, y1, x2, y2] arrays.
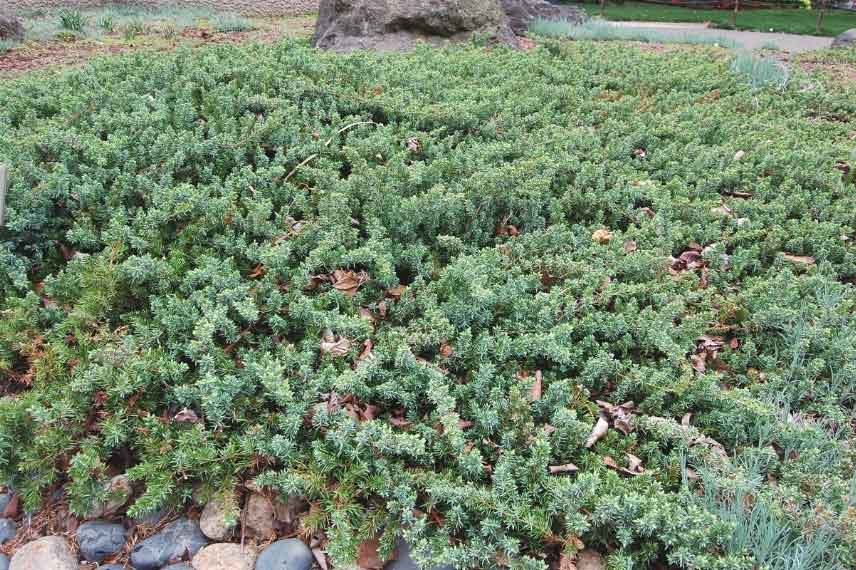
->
[[690, 353, 706, 373], [530, 370, 542, 401], [604, 454, 644, 476], [591, 229, 612, 244], [249, 264, 266, 278], [711, 204, 733, 218], [357, 538, 385, 570], [576, 548, 605, 570], [407, 137, 422, 152], [558, 553, 577, 570], [458, 419, 474, 429], [362, 403, 380, 420], [496, 221, 520, 237], [174, 408, 200, 423], [623, 240, 637, 253], [640, 207, 655, 218], [389, 416, 411, 427], [357, 339, 374, 362], [386, 286, 405, 300], [584, 416, 609, 448], [331, 269, 367, 297], [782, 253, 815, 266], [597, 400, 635, 435], [633, 148, 647, 159], [306, 274, 329, 291], [626, 453, 644, 473], [320, 329, 351, 357], [440, 343, 454, 358], [312, 548, 329, 570], [549, 463, 579, 474], [733, 150, 745, 161]]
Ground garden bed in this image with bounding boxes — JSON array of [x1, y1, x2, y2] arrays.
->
[[0, 37, 855, 569]]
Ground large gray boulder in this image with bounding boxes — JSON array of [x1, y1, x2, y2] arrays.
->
[[312, 0, 518, 51], [0, 11, 24, 41], [501, 0, 585, 35], [832, 28, 856, 49]]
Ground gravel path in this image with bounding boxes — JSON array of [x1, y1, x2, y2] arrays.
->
[[613, 21, 833, 52]]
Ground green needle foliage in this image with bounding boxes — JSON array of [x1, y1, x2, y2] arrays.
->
[[0, 38, 855, 569]]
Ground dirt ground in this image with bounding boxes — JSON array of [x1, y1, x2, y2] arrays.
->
[[0, 15, 315, 77]]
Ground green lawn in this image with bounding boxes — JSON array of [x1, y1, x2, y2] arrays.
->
[[565, 1, 856, 36]]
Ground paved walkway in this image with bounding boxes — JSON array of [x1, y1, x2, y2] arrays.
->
[[613, 21, 833, 52]]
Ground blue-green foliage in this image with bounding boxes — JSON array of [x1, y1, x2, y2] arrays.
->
[[0, 38, 855, 569]]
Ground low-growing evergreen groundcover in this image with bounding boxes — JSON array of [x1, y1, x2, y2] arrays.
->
[[0, 38, 855, 569]]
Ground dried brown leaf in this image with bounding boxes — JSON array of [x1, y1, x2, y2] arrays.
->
[[690, 354, 706, 373], [549, 463, 579, 475], [782, 253, 815, 266], [357, 339, 374, 362], [530, 370, 543, 401], [173, 408, 200, 423], [357, 538, 384, 570], [591, 229, 612, 244], [312, 548, 329, 570], [331, 269, 366, 297], [558, 553, 577, 570], [320, 329, 351, 357], [623, 240, 637, 253], [626, 453, 644, 473], [385, 286, 406, 300], [584, 416, 609, 449]]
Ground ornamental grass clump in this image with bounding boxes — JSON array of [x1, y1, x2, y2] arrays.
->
[[0, 38, 855, 569]]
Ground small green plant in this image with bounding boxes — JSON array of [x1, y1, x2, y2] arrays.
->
[[54, 30, 79, 43], [213, 14, 255, 33], [161, 21, 179, 40], [97, 12, 116, 33], [122, 19, 146, 41], [730, 51, 790, 90], [57, 8, 87, 32]]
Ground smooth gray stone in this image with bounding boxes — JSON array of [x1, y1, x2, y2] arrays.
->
[[161, 564, 193, 570], [255, 538, 313, 570], [133, 507, 170, 527], [0, 519, 15, 544], [0, 552, 8, 570], [98, 565, 134, 570], [77, 520, 127, 562], [129, 518, 207, 570], [0, 493, 11, 514]]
